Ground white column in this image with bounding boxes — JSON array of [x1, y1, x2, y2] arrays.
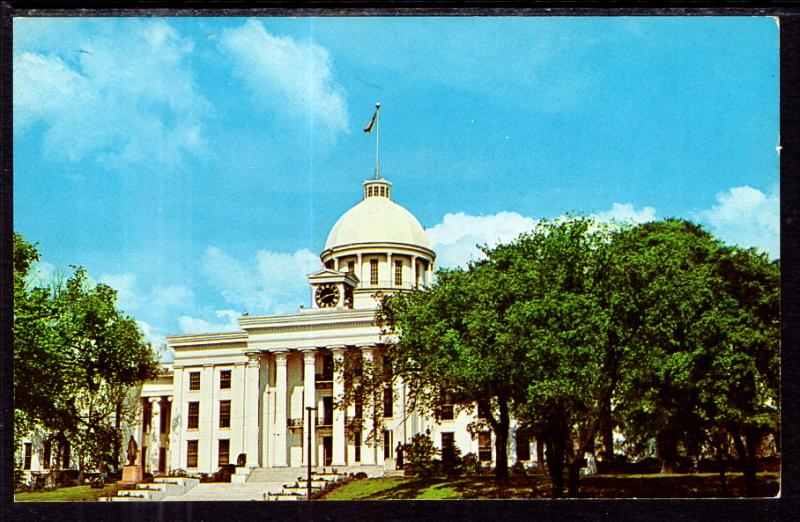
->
[[302, 349, 317, 467], [165, 397, 173, 473], [149, 397, 161, 473], [244, 352, 261, 468], [331, 346, 346, 466], [411, 255, 418, 287], [261, 359, 272, 468], [387, 252, 393, 288], [170, 367, 184, 470], [273, 351, 288, 467], [361, 346, 376, 465], [357, 253, 363, 283]]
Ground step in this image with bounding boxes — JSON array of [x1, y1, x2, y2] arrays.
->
[[154, 477, 200, 488], [116, 489, 166, 501]]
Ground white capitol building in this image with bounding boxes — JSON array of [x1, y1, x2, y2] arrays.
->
[[133, 175, 537, 477]]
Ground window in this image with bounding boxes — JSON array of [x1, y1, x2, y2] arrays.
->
[[354, 389, 363, 420], [142, 446, 147, 468], [347, 261, 355, 273], [188, 402, 199, 429], [160, 400, 171, 434], [142, 400, 152, 433], [439, 392, 454, 421], [218, 440, 230, 466], [354, 431, 362, 462], [23, 443, 32, 470], [220, 370, 231, 389], [370, 259, 378, 285], [158, 448, 167, 472], [383, 387, 393, 418], [394, 260, 402, 286], [43, 440, 51, 469], [189, 371, 201, 391], [516, 430, 531, 461], [321, 353, 334, 381], [187, 440, 198, 468], [219, 401, 231, 428], [322, 396, 333, 426], [479, 432, 492, 462], [477, 402, 489, 420], [441, 432, 455, 464], [61, 440, 71, 468], [383, 430, 392, 459]]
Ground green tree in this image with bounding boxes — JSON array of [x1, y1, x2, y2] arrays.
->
[[377, 255, 532, 491], [13, 233, 159, 479], [502, 217, 617, 497], [609, 221, 779, 495]]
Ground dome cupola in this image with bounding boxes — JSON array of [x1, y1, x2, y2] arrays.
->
[[315, 176, 436, 310]]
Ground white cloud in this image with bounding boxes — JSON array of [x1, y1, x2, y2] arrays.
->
[[178, 310, 241, 334], [594, 203, 656, 224], [426, 211, 539, 268], [218, 19, 349, 135], [14, 19, 209, 168], [98, 272, 195, 319], [202, 246, 321, 314], [696, 185, 779, 258], [426, 203, 658, 268], [24, 260, 57, 288]]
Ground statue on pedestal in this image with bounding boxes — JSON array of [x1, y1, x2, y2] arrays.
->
[[127, 436, 138, 466]]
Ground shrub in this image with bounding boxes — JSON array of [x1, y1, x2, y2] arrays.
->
[[442, 445, 464, 478], [462, 453, 483, 475], [404, 433, 438, 478], [511, 461, 528, 477]]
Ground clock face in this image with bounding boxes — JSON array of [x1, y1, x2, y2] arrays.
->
[[315, 283, 340, 308]]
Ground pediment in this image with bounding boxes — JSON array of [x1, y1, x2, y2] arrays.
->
[[307, 269, 360, 286]]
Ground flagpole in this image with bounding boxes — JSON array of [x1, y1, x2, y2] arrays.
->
[[375, 102, 381, 179]]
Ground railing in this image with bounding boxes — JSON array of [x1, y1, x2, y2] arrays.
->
[[317, 417, 333, 428], [315, 379, 333, 390], [288, 418, 303, 429]]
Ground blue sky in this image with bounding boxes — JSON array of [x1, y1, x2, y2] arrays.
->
[[14, 16, 779, 357]]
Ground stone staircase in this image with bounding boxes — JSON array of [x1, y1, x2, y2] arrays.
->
[[247, 467, 363, 501], [98, 477, 199, 501]]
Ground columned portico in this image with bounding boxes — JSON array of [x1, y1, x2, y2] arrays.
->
[[146, 174, 438, 476], [244, 352, 261, 467], [273, 351, 289, 467], [302, 349, 317, 466], [331, 346, 347, 466]]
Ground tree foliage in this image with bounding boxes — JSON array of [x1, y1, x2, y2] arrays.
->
[[375, 217, 779, 497], [13, 233, 160, 476]]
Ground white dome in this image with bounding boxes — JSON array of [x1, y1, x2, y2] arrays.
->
[[325, 196, 432, 251]]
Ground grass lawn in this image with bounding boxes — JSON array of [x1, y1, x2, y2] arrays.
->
[[15, 483, 125, 502], [321, 472, 781, 500]]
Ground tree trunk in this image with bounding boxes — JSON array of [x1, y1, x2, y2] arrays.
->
[[536, 434, 545, 471], [493, 400, 510, 492], [567, 459, 582, 497], [657, 431, 678, 474], [545, 437, 564, 498], [77, 454, 85, 485], [114, 401, 122, 471], [601, 394, 614, 468], [731, 428, 759, 497]]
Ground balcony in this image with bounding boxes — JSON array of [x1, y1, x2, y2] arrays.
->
[[315, 374, 334, 390], [288, 418, 303, 430]]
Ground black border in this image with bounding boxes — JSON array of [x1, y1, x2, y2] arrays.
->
[[1, 4, 798, 521]]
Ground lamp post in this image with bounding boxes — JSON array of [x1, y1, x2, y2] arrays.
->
[[306, 406, 317, 499]]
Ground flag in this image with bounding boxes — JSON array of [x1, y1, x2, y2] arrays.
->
[[363, 110, 377, 133]]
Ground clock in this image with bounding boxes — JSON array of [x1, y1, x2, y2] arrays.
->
[[315, 283, 340, 308]]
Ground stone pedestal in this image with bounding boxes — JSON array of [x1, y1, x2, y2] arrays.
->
[[121, 465, 143, 484]]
